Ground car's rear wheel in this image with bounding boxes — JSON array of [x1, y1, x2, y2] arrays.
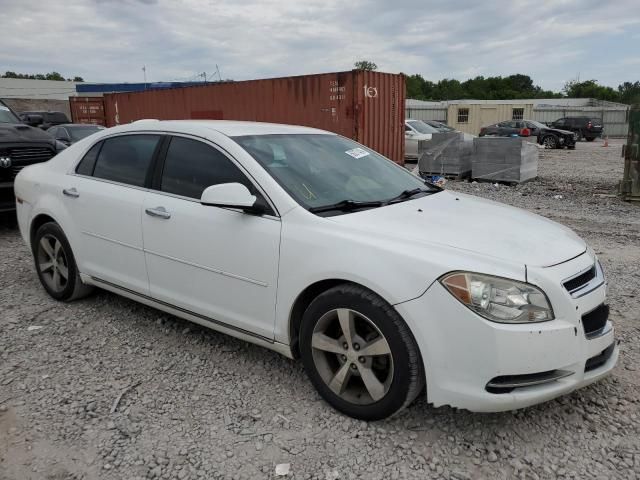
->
[[33, 222, 93, 301], [542, 135, 558, 149], [300, 284, 424, 420], [574, 130, 582, 142]]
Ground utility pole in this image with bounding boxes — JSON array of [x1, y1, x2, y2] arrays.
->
[[142, 65, 147, 88]]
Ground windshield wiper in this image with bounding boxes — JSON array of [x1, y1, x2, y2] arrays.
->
[[308, 199, 384, 214], [385, 187, 435, 205]]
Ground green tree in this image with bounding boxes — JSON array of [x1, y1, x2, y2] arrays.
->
[[73, 76, 84, 82], [354, 60, 377, 71], [563, 79, 621, 102], [618, 81, 640, 104]]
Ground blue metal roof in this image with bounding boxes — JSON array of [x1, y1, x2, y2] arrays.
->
[[76, 82, 205, 93]]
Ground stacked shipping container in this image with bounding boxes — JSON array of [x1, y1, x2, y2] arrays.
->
[[99, 70, 405, 163]]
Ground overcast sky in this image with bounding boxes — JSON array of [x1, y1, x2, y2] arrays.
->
[[2, 0, 639, 91]]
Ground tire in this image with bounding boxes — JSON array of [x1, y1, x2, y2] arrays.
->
[[299, 284, 424, 420], [542, 135, 558, 149], [33, 222, 93, 301], [586, 137, 596, 142]]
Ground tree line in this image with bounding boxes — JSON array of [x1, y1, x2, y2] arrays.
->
[[2, 71, 84, 82], [405, 74, 640, 104], [354, 60, 639, 104]]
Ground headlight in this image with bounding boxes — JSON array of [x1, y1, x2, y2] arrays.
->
[[440, 272, 554, 323]]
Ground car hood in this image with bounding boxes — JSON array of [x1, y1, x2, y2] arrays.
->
[[0, 123, 55, 144], [547, 127, 574, 136], [329, 191, 586, 268]]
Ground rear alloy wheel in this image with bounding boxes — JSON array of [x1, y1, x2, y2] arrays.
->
[[300, 284, 424, 420], [33, 222, 93, 301], [574, 131, 582, 142], [542, 135, 558, 149]]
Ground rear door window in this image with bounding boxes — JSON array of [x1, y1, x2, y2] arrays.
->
[[92, 135, 161, 187]]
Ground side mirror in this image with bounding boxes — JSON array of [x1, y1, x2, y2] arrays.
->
[[405, 130, 415, 136], [23, 114, 44, 127], [200, 183, 262, 214]]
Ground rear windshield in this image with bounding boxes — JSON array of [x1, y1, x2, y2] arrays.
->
[[589, 118, 603, 124]]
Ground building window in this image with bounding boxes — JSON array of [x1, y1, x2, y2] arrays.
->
[[512, 108, 524, 120], [457, 108, 469, 124]]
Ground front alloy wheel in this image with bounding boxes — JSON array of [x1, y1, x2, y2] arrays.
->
[[543, 135, 558, 149], [300, 284, 424, 420], [311, 308, 394, 404]]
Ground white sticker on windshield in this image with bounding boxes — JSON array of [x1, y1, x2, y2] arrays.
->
[[345, 147, 370, 159], [0, 106, 9, 111]]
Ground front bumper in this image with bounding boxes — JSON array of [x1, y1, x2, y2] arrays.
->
[[395, 252, 618, 412]]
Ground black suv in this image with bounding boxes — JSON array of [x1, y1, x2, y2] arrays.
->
[[19, 110, 70, 130], [0, 101, 60, 212], [551, 117, 604, 141], [479, 119, 576, 149]]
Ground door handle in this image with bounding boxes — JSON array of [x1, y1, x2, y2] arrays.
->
[[145, 206, 171, 219], [62, 188, 79, 198]]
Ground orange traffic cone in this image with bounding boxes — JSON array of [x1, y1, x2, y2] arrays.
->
[[602, 136, 609, 147]]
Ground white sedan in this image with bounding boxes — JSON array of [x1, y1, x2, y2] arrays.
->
[[14, 120, 618, 420]]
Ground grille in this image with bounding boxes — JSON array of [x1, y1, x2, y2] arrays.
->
[[563, 265, 596, 293], [582, 304, 609, 337], [9, 146, 55, 164], [0, 146, 55, 182]]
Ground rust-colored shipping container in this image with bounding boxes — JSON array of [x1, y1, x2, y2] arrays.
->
[[69, 96, 107, 126], [102, 70, 405, 163]]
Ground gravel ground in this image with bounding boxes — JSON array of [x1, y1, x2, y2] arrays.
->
[[1, 138, 639, 480]]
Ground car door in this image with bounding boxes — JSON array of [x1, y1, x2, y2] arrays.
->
[[141, 135, 281, 339], [65, 133, 163, 294]]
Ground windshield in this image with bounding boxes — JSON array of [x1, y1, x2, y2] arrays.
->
[[407, 120, 438, 134], [0, 105, 21, 124], [527, 121, 548, 129], [234, 134, 436, 214], [427, 121, 453, 131], [69, 125, 104, 141]]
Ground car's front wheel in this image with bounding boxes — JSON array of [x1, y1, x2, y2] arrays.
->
[[300, 284, 424, 420], [542, 135, 558, 149], [33, 222, 93, 301]]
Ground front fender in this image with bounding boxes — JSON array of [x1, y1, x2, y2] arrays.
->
[[273, 208, 525, 344]]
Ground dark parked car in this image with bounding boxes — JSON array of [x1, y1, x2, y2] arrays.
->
[[48, 124, 106, 146], [19, 111, 70, 130], [550, 117, 603, 141], [0, 101, 60, 212], [479, 119, 576, 149]]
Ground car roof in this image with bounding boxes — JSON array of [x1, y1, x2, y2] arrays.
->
[[112, 120, 333, 137]]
